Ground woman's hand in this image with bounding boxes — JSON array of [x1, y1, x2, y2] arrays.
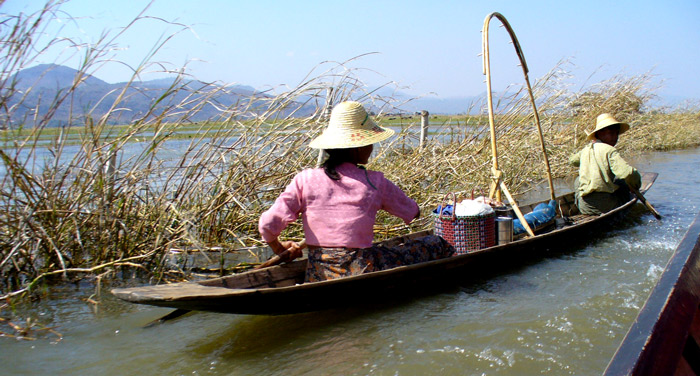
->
[[267, 238, 304, 262]]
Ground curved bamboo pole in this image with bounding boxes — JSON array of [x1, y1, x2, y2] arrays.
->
[[482, 12, 556, 202]]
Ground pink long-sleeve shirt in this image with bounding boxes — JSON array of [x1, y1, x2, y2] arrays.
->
[[259, 163, 419, 248]]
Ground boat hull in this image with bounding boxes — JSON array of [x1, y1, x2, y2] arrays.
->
[[112, 173, 658, 315]]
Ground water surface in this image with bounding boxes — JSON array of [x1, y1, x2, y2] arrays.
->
[[2, 147, 700, 376]]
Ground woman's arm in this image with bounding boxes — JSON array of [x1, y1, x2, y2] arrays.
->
[[380, 176, 420, 224], [259, 175, 303, 244]]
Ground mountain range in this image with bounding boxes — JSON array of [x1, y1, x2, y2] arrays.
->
[[5, 64, 289, 127], [5, 64, 491, 127], [14, 64, 685, 127]]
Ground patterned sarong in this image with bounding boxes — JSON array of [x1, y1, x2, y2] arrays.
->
[[304, 235, 454, 282]]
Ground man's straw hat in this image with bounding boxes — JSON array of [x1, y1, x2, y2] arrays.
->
[[309, 101, 395, 149], [586, 113, 630, 140]]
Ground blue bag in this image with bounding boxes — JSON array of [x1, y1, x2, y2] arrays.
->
[[513, 200, 556, 235]]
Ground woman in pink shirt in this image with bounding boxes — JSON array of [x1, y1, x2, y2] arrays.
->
[[259, 101, 454, 282]]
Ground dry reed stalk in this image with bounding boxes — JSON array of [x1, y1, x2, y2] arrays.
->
[[1, 2, 700, 300]]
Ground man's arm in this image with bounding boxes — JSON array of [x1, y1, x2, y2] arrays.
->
[[569, 150, 581, 167], [608, 149, 641, 190]]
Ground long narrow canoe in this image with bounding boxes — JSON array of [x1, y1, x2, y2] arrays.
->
[[112, 172, 658, 315], [604, 208, 700, 376]]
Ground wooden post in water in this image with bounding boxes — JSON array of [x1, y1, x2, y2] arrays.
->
[[99, 150, 118, 229], [105, 150, 117, 201], [420, 110, 429, 149]]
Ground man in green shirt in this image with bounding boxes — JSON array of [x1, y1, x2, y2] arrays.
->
[[569, 113, 642, 215]]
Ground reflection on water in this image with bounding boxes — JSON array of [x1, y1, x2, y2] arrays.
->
[[2, 147, 700, 375]]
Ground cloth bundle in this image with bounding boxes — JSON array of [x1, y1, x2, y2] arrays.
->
[[435, 199, 494, 217]]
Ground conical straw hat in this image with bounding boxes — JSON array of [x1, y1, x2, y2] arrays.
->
[[309, 101, 395, 149], [586, 113, 630, 140]]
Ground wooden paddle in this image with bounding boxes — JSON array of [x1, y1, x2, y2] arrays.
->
[[142, 307, 191, 328], [143, 240, 307, 328], [631, 186, 662, 220]]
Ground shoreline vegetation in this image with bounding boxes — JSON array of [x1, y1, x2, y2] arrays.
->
[[1, 1, 699, 303]]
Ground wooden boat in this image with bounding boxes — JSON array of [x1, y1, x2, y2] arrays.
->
[[603, 209, 700, 376], [112, 172, 658, 315]]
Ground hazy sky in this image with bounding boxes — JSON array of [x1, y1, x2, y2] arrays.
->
[[4, 0, 700, 100]]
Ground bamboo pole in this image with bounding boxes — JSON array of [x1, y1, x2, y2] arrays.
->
[[482, 12, 556, 201], [481, 12, 539, 237], [481, 18, 500, 202], [524, 78, 556, 201], [499, 181, 535, 237]]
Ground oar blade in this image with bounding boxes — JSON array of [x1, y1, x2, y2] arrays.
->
[[631, 187, 661, 220], [143, 309, 191, 328]]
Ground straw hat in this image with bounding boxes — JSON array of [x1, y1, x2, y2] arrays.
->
[[309, 101, 395, 149], [586, 113, 630, 140]]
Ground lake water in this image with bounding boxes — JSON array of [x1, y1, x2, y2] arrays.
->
[[2, 147, 700, 376]]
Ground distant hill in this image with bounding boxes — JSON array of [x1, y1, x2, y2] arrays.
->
[[12, 64, 683, 125], [4, 64, 502, 129], [6, 64, 312, 127], [388, 95, 485, 115], [13, 64, 109, 90], [365, 85, 518, 115]]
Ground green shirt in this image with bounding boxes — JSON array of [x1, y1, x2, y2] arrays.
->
[[569, 141, 641, 196]]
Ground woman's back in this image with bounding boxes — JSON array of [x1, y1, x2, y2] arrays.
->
[[260, 162, 418, 249]]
